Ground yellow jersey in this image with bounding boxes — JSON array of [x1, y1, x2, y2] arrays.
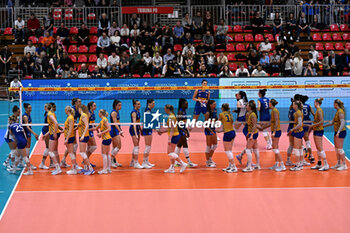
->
[[271, 107, 281, 132], [247, 112, 258, 134], [167, 113, 179, 136], [101, 117, 111, 140], [334, 108, 346, 132], [313, 107, 324, 131], [219, 111, 234, 133], [78, 113, 90, 137], [293, 110, 304, 133], [64, 115, 75, 138], [48, 111, 57, 135]]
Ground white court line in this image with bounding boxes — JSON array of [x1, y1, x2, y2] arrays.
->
[[15, 186, 350, 194], [324, 134, 350, 162], [0, 135, 40, 221]]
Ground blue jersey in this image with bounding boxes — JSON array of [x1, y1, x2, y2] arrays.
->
[[288, 108, 296, 132], [142, 107, 153, 135], [42, 111, 49, 134], [130, 109, 140, 122], [195, 89, 209, 108], [72, 105, 81, 121], [303, 104, 312, 122], [9, 123, 27, 149], [210, 109, 217, 130], [89, 110, 96, 128], [258, 97, 270, 121], [129, 109, 141, 136], [23, 112, 32, 137], [110, 109, 120, 131]]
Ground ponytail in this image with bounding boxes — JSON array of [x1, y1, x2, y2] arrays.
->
[[315, 98, 324, 105], [65, 106, 75, 116], [259, 89, 267, 97], [113, 99, 121, 110], [294, 100, 303, 111], [165, 104, 174, 115], [270, 99, 278, 106], [335, 99, 345, 115], [248, 100, 258, 117], [207, 100, 216, 118], [99, 109, 108, 117], [88, 101, 95, 111]]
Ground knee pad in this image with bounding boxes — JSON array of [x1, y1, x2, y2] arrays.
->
[[168, 152, 178, 159], [80, 152, 87, 159], [133, 146, 139, 155], [337, 148, 345, 154], [246, 149, 252, 157], [253, 149, 259, 155], [25, 148, 30, 156], [211, 144, 218, 152], [273, 149, 280, 154], [305, 140, 312, 149], [205, 146, 211, 153], [183, 148, 189, 156], [225, 151, 233, 160], [88, 146, 97, 153], [175, 147, 181, 155], [69, 153, 76, 160], [262, 131, 269, 137], [73, 143, 78, 153], [320, 151, 326, 159], [299, 149, 304, 157], [43, 148, 49, 157], [23, 156, 30, 163], [144, 145, 151, 154], [293, 148, 300, 156], [287, 146, 293, 155], [49, 152, 55, 158], [10, 150, 16, 159], [111, 147, 120, 156]]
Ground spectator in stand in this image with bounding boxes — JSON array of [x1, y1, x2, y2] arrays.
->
[[43, 66, 56, 79], [296, 12, 311, 42], [152, 52, 163, 77], [78, 63, 91, 78], [108, 65, 119, 78], [182, 13, 192, 35], [259, 37, 272, 53], [56, 43, 65, 61], [24, 40, 36, 56], [43, 13, 54, 36], [203, 11, 213, 29], [287, 41, 300, 56], [175, 50, 185, 74], [107, 51, 120, 73], [9, 77, 22, 99], [197, 64, 208, 77], [34, 51, 49, 77], [152, 42, 162, 55], [185, 56, 195, 77], [57, 22, 70, 46], [163, 48, 175, 64], [196, 41, 209, 58], [183, 33, 194, 46], [27, 13, 41, 38], [142, 52, 153, 75], [23, 52, 34, 77], [192, 11, 203, 38], [270, 50, 281, 74], [235, 63, 250, 77], [303, 62, 317, 76], [35, 43, 46, 57], [129, 41, 140, 56], [58, 51, 73, 73], [152, 22, 163, 44], [203, 31, 215, 52], [98, 0, 108, 7], [64, 0, 75, 7], [130, 29, 141, 46], [130, 24, 140, 37], [97, 53, 107, 74], [272, 12, 283, 37], [142, 31, 153, 55], [217, 52, 228, 71], [162, 25, 174, 48], [286, 12, 297, 41], [163, 58, 180, 77], [321, 50, 330, 76], [120, 23, 130, 46], [173, 21, 184, 45], [78, 23, 90, 47], [91, 66, 104, 78], [309, 45, 319, 64], [216, 19, 228, 45], [182, 42, 195, 56], [251, 11, 264, 37], [97, 32, 110, 55], [219, 65, 233, 77], [203, 21, 214, 37], [129, 14, 141, 28], [110, 30, 121, 53], [292, 52, 303, 76], [282, 52, 293, 76], [140, 21, 152, 37], [310, 15, 326, 30], [108, 21, 120, 37], [0, 45, 12, 76], [98, 13, 110, 37], [206, 51, 216, 73], [247, 50, 260, 73], [129, 49, 142, 74], [247, 43, 255, 54], [252, 64, 267, 77], [259, 51, 270, 72], [64, 66, 78, 79], [119, 51, 130, 76], [341, 48, 350, 72], [42, 31, 55, 48], [14, 15, 25, 43], [15, 56, 25, 76]]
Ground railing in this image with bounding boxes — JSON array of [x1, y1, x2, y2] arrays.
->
[[0, 7, 13, 29], [191, 5, 225, 25], [226, 5, 261, 26]]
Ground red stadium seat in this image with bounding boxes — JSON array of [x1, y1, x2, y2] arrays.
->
[[64, 13, 73, 20], [244, 34, 254, 42], [272, 73, 279, 77], [4, 27, 12, 35], [28, 36, 38, 44], [343, 72, 349, 76], [236, 43, 245, 52], [87, 12, 96, 21], [68, 45, 77, 53], [77, 65, 81, 71], [90, 36, 98, 43], [70, 38, 77, 44], [209, 73, 217, 77], [24, 75, 32, 79], [133, 74, 141, 78], [346, 42, 350, 50], [78, 45, 88, 53], [227, 53, 236, 61], [78, 55, 87, 62], [226, 44, 235, 51], [234, 34, 244, 42], [38, 36, 44, 43], [69, 27, 78, 34], [213, 25, 218, 32], [322, 33, 332, 41], [89, 45, 97, 53], [315, 42, 324, 51], [53, 14, 62, 20], [104, 55, 108, 60], [88, 65, 95, 72], [312, 33, 322, 41], [53, 27, 57, 35], [174, 44, 182, 52], [340, 24, 349, 31], [332, 33, 341, 41], [226, 34, 233, 42], [143, 74, 151, 78], [229, 63, 237, 71], [255, 34, 264, 42], [88, 55, 97, 62], [69, 55, 77, 62], [324, 42, 334, 50], [318, 52, 323, 61], [233, 25, 242, 32], [342, 33, 350, 40], [227, 26, 233, 33], [335, 42, 344, 50], [265, 34, 274, 42], [330, 24, 340, 31], [90, 27, 98, 34]]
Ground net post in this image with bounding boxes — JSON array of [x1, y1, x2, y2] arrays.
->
[[19, 86, 22, 124]]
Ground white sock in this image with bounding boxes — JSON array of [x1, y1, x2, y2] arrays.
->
[[102, 154, 107, 170], [183, 148, 190, 161]]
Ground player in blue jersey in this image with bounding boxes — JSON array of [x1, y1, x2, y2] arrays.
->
[[22, 103, 38, 170], [3, 106, 20, 169], [192, 79, 210, 122], [300, 95, 315, 164], [204, 100, 218, 168], [234, 91, 249, 163], [286, 97, 297, 166], [38, 103, 51, 169], [257, 89, 272, 150], [87, 101, 98, 161], [7, 115, 33, 175], [129, 99, 143, 169], [141, 99, 156, 169], [110, 99, 123, 168]]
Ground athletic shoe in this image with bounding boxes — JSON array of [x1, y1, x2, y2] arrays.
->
[[279, 164, 286, 171], [254, 164, 261, 170], [60, 162, 70, 168], [285, 160, 295, 166], [311, 164, 322, 170], [98, 169, 108, 174], [180, 163, 187, 173], [51, 169, 62, 175], [30, 164, 37, 170], [84, 170, 95, 175], [39, 163, 49, 170], [146, 161, 155, 167], [206, 161, 216, 168], [134, 162, 144, 169], [274, 166, 282, 172], [75, 165, 83, 170], [188, 161, 198, 168], [142, 162, 152, 169], [331, 163, 341, 169], [17, 162, 24, 168], [318, 165, 329, 171], [66, 169, 77, 175], [290, 166, 301, 171], [107, 169, 112, 173], [111, 162, 118, 168], [23, 170, 33, 175], [222, 166, 231, 172], [336, 165, 348, 171], [226, 166, 238, 173], [269, 164, 277, 170], [301, 160, 310, 166], [242, 167, 254, 172], [3, 160, 9, 167], [266, 145, 272, 150], [49, 163, 55, 168], [90, 163, 96, 168], [174, 161, 181, 167], [129, 160, 134, 167], [78, 169, 89, 174], [308, 156, 315, 164], [7, 167, 16, 174], [164, 167, 175, 173], [236, 155, 242, 165]]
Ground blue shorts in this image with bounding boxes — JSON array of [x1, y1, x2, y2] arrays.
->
[[17, 138, 27, 149], [205, 128, 216, 136], [287, 124, 293, 133], [314, 130, 324, 137], [67, 137, 76, 144], [142, 129, 153, 136], [171, 134, 181, 144], [237, 116, 245, 122], [80, 136, 89, 143], [5, 138, 13, 143], [89, 131, 94, 137], [260, 115, 270, 122], [102, 139, 112, 145], [25, 130, 31, 138], [292, 131, 304, 139], [335, 131, 347, 138], [223, 130, 236, 142], [110, 128, 120, 137], [194, 106, 207, 115], [273, 130, 282, 138], [243, 125, 248, 136], [50, 133, 61, 141], [42, 126, 49, 135], [247, 132, 259, 140], [129, 126, 141, 136]]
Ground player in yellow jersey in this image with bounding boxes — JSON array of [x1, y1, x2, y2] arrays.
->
[[94, 109, 112, 174], [325, 99, 347, 171], [158, 104, 187, 173], [63, 106, 79, 175], [306, 98, 329, 171], [218, 103, 238, 173], [243, 100, 260, 172], [287, 100, 304, 171], [77, 105, 95, 175], [260, 99, 286, 172]]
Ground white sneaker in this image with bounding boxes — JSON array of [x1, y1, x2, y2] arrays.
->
[[274, 166, 282, 172], [290, 166, 301, 171], [188, 161, 198, 168], [134, 162, 144, 169], [319, 165, 329, 171], [98, 169, 108, 174], [180, 162, 188, 173], [331, 163, 341, 169], [226, 166, 238, 173], [107, 168, 112, 173], [222, 166, 231, 172], [75, 165, 83, 170], [7, 167, 17, 174], [279, 164, 286, 171], [301, 160, 310, 166], [39, 163, 49, 170], [311, 164, 322, 170], [146, 161, 155, 167], [285, 160, 295, 166], [23, 170, 33, 175], [242, 166, 254, 172], [60, 162, 70, 168], [142, 162, 152, 169], [164, 167, 175, 173], [111, 161, 118, 168], [336, 165, 348, 171], [266, 145, 272, 150], [129, 160, 135, 167], [269, 164, 277, 170], [3, 161, 9, 167], [51, 169, 62, 175], [254, 164, 261, 170], [206, 161, 216, 168], [66, 169, 77, 175]]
